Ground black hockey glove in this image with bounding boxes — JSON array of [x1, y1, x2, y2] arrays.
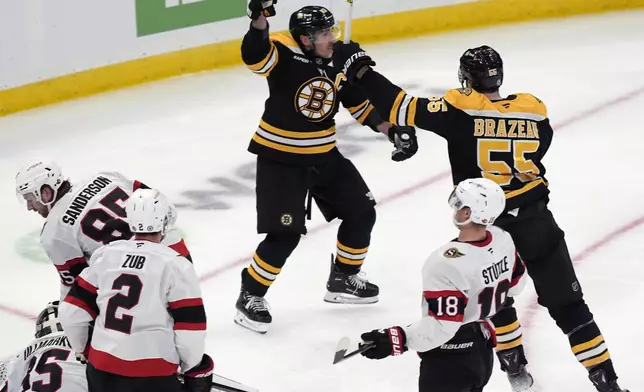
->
[[247, 0, 277, 20], [388, 125, 418, 162], [332, 41, 375, 84], [360, 327, 408, 360], [183, 354, 214, 392]]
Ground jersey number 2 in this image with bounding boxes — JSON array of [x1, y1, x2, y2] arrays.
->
[[21, 348, 70, 392], [105, 274, 143, 334], [80, 187, 132, 244]]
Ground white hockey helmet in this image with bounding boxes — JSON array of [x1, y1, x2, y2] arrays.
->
[[35, 301, 63, 338], [15, 160, 64, 205], [126, 188, 170, 235], [448, 178, 506, 226]]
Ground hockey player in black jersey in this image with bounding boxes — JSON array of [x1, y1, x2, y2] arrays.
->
[[235, 1, 419, 334], [332, 43, 629, 392]]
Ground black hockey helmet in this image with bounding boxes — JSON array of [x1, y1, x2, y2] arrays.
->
[[35, 301, 64, 338], [458, 46, 504, 93], [289, 6, 340, 49]]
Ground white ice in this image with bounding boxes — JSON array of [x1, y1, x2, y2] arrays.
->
[[1, 9, 643, 392]]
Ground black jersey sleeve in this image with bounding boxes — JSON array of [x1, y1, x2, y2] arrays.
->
[[241, 22, 280, 78], [340, 84, 388, 132], [357, 69, 452, 138]]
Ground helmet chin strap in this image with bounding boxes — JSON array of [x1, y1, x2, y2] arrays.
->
[[42, 187, 59, 211], [452, 210, 472, 228]]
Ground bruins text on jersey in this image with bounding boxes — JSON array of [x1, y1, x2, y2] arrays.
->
[[333, 43, 629, 392]]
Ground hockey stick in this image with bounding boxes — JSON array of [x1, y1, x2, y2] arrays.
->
[[343, 0, 354, 43], [211, 373, 259, 392], [333, 337, 375, 364]]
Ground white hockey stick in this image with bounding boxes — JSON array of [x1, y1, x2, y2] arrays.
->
[[211, 373, 259, 392], [343, 0, 354, 43], [333, 336, 375, 364]]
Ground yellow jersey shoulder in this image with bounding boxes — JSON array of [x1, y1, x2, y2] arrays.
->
[[444, 88, 548, 120], [444, 88, 487, 110], [511, 93, 548, 118], [270, 34, 301, 53]]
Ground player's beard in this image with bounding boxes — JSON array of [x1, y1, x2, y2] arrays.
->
[[35, 204, 50, 218]]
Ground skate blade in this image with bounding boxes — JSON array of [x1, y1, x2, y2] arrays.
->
[[323, 291, 379, 304], [234, 311, 269, 334]]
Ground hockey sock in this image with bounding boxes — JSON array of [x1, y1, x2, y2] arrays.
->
[[491, 301, 527, 371], [242, 233, 300, 297], [568, 320, 616, 380], [550, 300, 617, 381], [335, 208, 376, 275]]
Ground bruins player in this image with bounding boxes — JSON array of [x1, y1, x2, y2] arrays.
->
[[332, 44, 629, 392], [236, 1, 418, 334]]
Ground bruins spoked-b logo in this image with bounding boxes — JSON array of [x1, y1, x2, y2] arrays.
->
[[280, 213, 293, 227], [294, 77, 337, 121]]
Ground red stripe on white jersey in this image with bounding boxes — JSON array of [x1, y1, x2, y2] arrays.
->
[[64, 295, 97, 319], [168, 239, 190, 257], [76, 276, 98, 294], [55, 257, 87, 271], [423, 290, 467, 300], [174, 322, 207, 331], [168, 298, 203, 309]]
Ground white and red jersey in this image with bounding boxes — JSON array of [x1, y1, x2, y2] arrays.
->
[[40, 172, 191, 299], [59, 239, 206, 377], [1, 332, 87, 392], [402, 225, 526, 353]]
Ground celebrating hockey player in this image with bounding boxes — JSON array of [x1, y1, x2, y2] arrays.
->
[[333, 43, 629, 392], [0, 301, 87, 392], [358, 178, 525, 392], [236, 1, 419, 333], [15, 160, 191, 300], [59, 189, 212, 392]]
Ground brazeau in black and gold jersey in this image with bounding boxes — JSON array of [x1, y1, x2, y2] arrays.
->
[[241, 24, 385, 166], [332, 43, 631, 392], [351, 72, 552, 213]]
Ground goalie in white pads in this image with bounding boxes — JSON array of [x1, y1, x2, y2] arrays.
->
[[358, 178, 527, 392], [59, 189, 213, 392], [1, 301, 87, 392], [15, 160, 192, 300]]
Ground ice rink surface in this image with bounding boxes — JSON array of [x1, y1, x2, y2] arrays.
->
[[1, 9, 643, 391]]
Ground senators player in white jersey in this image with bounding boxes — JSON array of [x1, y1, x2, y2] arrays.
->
[[15, 161, 191, 300], [358, 178, 527, 392], [59, 189, 212, 392], [1, 302, 87, 392]]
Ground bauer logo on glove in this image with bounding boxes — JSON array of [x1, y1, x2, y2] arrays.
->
[[359, 327, 408, 360], [332, 41, 376, 84], [342, 51, 369, 77]]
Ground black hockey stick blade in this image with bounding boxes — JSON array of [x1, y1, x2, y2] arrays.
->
[[333, 337, 376, 365]]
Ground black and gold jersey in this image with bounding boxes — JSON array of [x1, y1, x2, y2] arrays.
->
[[358, 70, 553, 212], [241, 24, 379, 165]]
